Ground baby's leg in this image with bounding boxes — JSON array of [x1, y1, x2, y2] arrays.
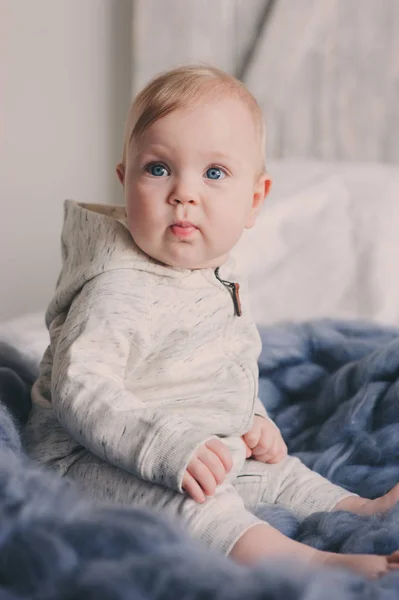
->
[[232, 453, 399, 518], [233, 455, 356, 519], [232, 457, 399, 578], [64, 448, 264, 554], [229, 523, 399, 578], [68, 449, 399, 578], [24, 407, 399, 578], [334, 486, 399, 516], [23, 404, 259, 553]]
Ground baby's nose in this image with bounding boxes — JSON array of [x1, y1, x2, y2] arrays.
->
[[168, 177, 200, 206], [168, 188, 198, 205], [170, 196, 196, 205]]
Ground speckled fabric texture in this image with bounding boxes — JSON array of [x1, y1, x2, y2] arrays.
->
[[26, 201, 352, 552], [31, 201, 267, 488]]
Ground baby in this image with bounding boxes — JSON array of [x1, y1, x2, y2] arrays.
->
[[27, 64, 399, 578]]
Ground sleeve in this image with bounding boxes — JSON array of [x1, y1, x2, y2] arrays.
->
[[51, 270, 214, 493], [254, 396, 268, 419], [254, 397, 283, 433]]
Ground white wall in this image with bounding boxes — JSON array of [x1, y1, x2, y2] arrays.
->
[[0, 0, 132, 320]]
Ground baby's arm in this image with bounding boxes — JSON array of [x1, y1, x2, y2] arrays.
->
[[254, 396, 269, 419], [51, 270, 214, 493]]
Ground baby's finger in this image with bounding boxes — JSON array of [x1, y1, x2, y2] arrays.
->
[[277, 441, 288, 459], [275, 432, 287, 452], [243, 422, 262, 449], [252, 440, 272, 456], [251, 432, 274, 456], [244, 442, 252, 458], [197, 445, 227, 485], [187, 458, 217, 497], [253, 436, 281, 463], [182, 471, 206, 503], [266, 438, 288, 463], [206, 438, 233, 473]]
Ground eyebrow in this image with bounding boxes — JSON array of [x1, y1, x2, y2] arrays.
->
[[136, 145, 239, 167], [207, 151, 236, 163], [136, 144, 170, 156]]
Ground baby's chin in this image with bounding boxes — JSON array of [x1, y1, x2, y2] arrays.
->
[[164, 248, 230, 271], [158, 256, 225, 271], [132, 237, 229, 271], [143, 246, 228, 271]]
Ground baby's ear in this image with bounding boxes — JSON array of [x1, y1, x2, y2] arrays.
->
[[116, 163, 125, 186], [245, 174, 272, 229]]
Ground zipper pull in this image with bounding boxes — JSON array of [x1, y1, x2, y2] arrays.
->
[[214, 267, 242, 317]]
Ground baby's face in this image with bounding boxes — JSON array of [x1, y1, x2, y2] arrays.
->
[[118, 95, 270, 270]]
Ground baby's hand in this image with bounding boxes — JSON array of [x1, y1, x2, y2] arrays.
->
[[182, 438, 233, 504], [242, 415, 287, 464]]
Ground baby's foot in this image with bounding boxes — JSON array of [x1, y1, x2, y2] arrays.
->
[[317, 549, 399, 579], [358, 483, 399, 516]]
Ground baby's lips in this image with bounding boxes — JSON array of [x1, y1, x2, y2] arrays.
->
[[171, 220, 198, 228]]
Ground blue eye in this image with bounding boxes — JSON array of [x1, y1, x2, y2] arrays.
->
[[206, 167, 225, 180], [147, 163, 169, 177]]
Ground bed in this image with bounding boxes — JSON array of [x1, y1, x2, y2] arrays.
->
[[1, 159, 399, 599]]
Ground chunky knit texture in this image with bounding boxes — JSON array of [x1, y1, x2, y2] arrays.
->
[[2, 319, 399, 598]]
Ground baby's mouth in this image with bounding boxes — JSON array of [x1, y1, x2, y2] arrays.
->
[[170, 221, 198, 238]]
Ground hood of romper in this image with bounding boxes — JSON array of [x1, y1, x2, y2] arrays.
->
[[45, 200, 196, 326]]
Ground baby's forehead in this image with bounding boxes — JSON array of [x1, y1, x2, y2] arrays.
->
[[139, 115, 257, 166], [184, 92, 258, 126], [128, 89, 264, 171], [147, 95, 258, 142]]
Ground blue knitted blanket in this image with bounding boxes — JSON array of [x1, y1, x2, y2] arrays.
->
[[1, 320, 399, 599]]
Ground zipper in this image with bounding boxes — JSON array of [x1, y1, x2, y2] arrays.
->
[[214, 266, 256, 432], [214, 267, 242, 317]]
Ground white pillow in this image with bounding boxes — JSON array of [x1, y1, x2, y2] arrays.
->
[[234, 160, 399, 327], [0, 311, 48, 364]]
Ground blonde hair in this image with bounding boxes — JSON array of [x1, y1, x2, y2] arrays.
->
[[120, 64, 266, 175]]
